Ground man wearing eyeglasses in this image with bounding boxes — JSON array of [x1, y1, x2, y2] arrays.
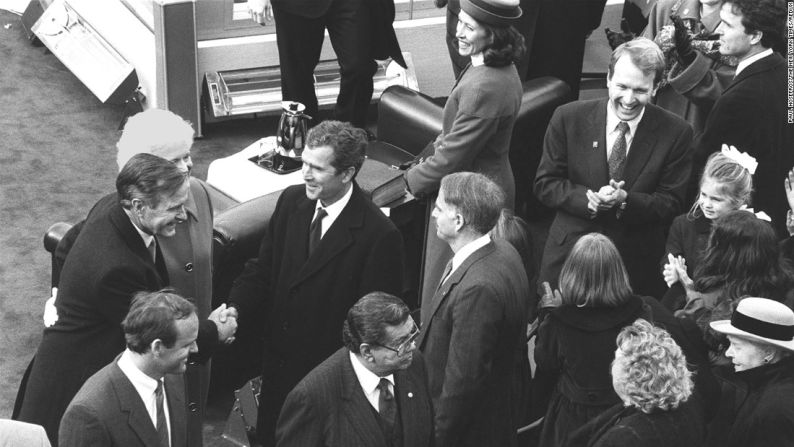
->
[[275, 292, 433, 447]]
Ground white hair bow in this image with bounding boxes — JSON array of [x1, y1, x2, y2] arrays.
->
[[721, 144, 758, 175], [739, 205, 772, 222]]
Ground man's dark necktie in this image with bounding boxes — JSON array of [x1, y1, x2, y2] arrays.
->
[[608, 121, 630, 181], [308, 207, 327, 256], [155, 380, 169, 447], [378, 378, 396, 433]]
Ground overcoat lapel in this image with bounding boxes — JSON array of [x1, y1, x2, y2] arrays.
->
[[293, 185, 365, 286], [340, 355, 387, 446], [724, 53, 783, 94], [109, 197, 168, 285]]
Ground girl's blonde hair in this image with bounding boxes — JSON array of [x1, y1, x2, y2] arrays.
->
[[689, 151, 753, 218]]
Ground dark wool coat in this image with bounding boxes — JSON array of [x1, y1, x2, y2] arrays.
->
[[533, 295, 650, 447], [567, 400, 705, 447], [17, 193, 216, 446], [228, 183, 404, 446], [707, 356, 794, 447]]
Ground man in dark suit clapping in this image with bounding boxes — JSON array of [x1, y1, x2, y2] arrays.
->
[[534, 37, 693, 299]]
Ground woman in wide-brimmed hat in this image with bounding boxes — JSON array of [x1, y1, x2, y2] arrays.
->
[[707, 297, 794, 447]]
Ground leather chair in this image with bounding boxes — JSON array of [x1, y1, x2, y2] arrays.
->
[[376, 77, 572, 218]]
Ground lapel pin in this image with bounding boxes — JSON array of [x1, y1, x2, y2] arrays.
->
[[592, 141, 598, 149], [407, 392, 413, 398]]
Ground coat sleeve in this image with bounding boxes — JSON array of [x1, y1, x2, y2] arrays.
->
[[405, 85, 503, 197], [274, 383, 323, 447], [668, 52, 735, 112], [620, 123, 693, 225], [58, 404, 111, 447], [434, 281, 503, 447], [530, 316, 562, 421], [533, 108, 593, 219]]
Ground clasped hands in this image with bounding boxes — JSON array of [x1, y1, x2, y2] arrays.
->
[[209, 303, 239, 345], [586, 180, 627, 218]]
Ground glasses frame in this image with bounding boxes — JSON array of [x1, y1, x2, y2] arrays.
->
[[374, 323, 420, 356]]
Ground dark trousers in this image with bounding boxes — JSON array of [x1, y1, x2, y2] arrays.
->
[[273, 0, 377, 128]]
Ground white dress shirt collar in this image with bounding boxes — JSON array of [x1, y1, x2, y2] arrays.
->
[[117, 349, 171, 444], [470, 53, 485, 67], [124, 209, 155, 252], [349, 350, 394, 412], [735, 48, 773, 77], [449, 234, 491, 278], [314, 183, 353, 238]]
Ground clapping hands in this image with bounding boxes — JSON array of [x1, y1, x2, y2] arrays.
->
[[586, 180, 627, 217], [539, 281, 563, 309], [663, 253, 694, 289]]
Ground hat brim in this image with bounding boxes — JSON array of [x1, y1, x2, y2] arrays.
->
[[710, 320, 794, 352]]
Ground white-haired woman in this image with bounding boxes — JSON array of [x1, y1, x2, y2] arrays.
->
[[567, 319, 704, 446], [707, 297, 794, 446]]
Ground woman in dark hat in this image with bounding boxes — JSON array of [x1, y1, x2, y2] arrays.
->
[[404, 0, 525, 209], [707, 297, 794, 447]]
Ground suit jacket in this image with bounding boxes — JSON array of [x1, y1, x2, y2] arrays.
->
[[17, 193, 215, 446], [275, 348, 433, 447], [58, 361, 186, 447], [229, 183, 404, 444], [534, 99, 693, 297], [694, 52, 793, 236], [418, 239, 529, 447]]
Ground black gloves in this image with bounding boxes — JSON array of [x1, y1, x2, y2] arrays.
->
[[605, 18, 636, 50], [671, 15, 696, 67]]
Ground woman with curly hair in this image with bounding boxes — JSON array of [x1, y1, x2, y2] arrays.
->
[[532, 233, 651, 447], [568, 319, 704, 446]]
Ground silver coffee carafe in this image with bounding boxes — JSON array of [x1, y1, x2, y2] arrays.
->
[[276, 101, 311, 158]]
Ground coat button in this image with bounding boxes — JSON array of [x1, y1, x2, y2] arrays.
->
[[282, 322, 289, 331], [188, 402, 199, 412], [587, 393, 597, 401], [184, 262, 194, 272]]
